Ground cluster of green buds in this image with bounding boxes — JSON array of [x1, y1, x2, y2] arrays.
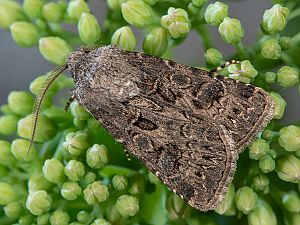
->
[[1, 0, 300, 224]]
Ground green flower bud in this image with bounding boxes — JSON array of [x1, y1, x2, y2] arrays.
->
[[116, 195, 139, 217], [84, 172, 96, 184], [77, 211, 89, 223], [73, 117, 86, 129], [187, 3, 200, 16], [86, 144, 108, 169], [264, 72, 277, 83], [83, 181, 109, 205], [282, 192, 300, 213], [261, 4, 289, 34], [0, 115, 18, 135], [279, 37, 292, 50], [60, 182, 82, 201], [279, 125, 300, 152], [10, 21, 39, 47], [37, 213, 50, 225], [28, 173, 53, 193], [248, 199, 276, 225], [205, 48, 223, 66], [42, 2, 64, 23], [235, 186, 257, 214], [67, 0, 90, 20], [121, 0, 153, 28], [64, 160, 85, 181], [8, 91, 34, 115], [192, 0, 207, 7], [269, 92, 286, 119], [39, 37, 73, 65], [11, 138, 37, 161], [277, 66, 299, 88], [218, 17, 244, 44], [284, 211, 300, 225], [107, 0, 126, 10], [26, 190, 51, 216], [143, 27, 168, 57], [1, 104, 14, 114], [0, 140, 13, 165], [112, 175, 128, 191], [240, 60, 258, 78], [0, 0, 25, 29], [261, 38, 281, 60], [30, 75, 59, 97], [23, 0, 43, 19], [249, 139, 270, 160], [19, 214, 35, 225], [4, 201, 23, 218], [63, 131, 90, 156], [17, 114, 55, 142], [78, 13, 101, 44], [204, 2, 228, 26], [252, 174, 269, 192], [161, 7, 191, 39], [0, 182, 17, 205], [43, 159, 65, 184], [277, 154, 300, 183], [91, 218, 111, 225], [166, 193, 190, 220], [259, 155, 275, 173], [215, 183, 235, 215], [111, 26, 136, 51], [70, 101, 90, 120], [50, 210, 70, 225]]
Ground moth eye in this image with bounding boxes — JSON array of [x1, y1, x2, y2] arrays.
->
[[133, 117, 158, 130]]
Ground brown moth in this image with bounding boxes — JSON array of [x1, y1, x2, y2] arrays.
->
[[30, 45, 274, 211]]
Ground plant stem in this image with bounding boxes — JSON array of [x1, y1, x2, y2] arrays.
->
[[195, 25, 213, 50], [235, 41, 249, 60]]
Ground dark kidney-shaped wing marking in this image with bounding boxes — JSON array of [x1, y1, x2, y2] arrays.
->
[[69, 45, 274, 211]]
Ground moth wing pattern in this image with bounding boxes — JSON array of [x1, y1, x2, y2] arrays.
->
[[68, 45, 274, 211]]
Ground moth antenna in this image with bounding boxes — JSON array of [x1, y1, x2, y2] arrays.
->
[[26, 64, 68, 159]]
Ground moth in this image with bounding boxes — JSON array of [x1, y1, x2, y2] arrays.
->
[[29, 45, 274, 211]]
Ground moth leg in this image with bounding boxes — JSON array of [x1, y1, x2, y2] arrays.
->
[[64, 95, 76, 112], [210, 60, 240, 76]]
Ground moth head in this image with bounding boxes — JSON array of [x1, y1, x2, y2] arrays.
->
[[67, 48, 86, 74]]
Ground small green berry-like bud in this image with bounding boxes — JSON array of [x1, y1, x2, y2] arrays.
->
[[91, 218, 111, 225], [28, 173, 53, 193], [235, 186, 257, 214], [261, 4, 289, 34], [70, 101, 90, 120], [84, 172, 96, 184], [11, 138, 37, 161], [204, 2, 228, 26], [64, 160, 85, 181], [8, 91, 34, 115], [39, 37, 73, 65], [192, 0, 207, 7], [282, 192, 300, 213], [279, 37, 292, 50], [111, 26, 136, 51], [277, 66, 299, 88], [19, 214, 35, 225], [83, 181, 109, 205], [10, 21, 39, 47], [278, 125, 300, 152], [42, 2, 64, 23], [86, 144, 108, 169], [18, 114, 55, 142], [107, 0, 126, 10], [161, 7, 191, 39], [77, 211, 89, 223], [50, 210, 70, 225], [215, 183, 235, 215], [0, 182, 17, 205], [26, 190, 51, 216], [116, 195, 139, 217], [23, 0, 43, 19], [205, 48, 223, 66], [0, 0, 25, 29], [60, 182, 82, 201], [218, 17, 244, 44], [43, 159, 65, 184], [4, 201, 23, 218], [0, 140, 13, 164], [252, 173, 269, 192], [248, 199, 276, 225], [277, 154, 300, 183], [112, 175, 128, 191], [121, 0, 153, 28], [269, 92, 286, 119], [259, 155, 275, 173], [229, 60, 258, 79], [78, 13, 101, 44], [0, 115, 18, 135], [264, 72, 277, 83], [67, 0, 90, 20], [143, 27, 168, 57], [63, 131, 90, 156], [261, 38, 281, 60], [249, 139, 270, 160], [37, 213, 50, 225]]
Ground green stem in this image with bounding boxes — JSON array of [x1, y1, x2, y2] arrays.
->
[[234, 41, 249, 60], [195, 25, 213, 50]]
